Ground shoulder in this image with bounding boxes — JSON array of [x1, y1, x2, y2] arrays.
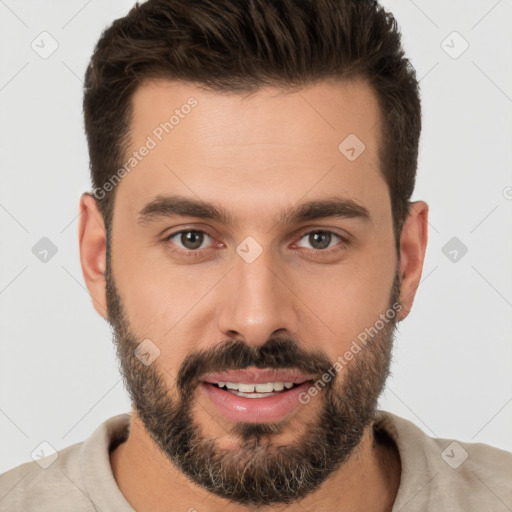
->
[[375, 410, 512, 511], [0, 441, 93, 511], [0, 413, 131, 512]]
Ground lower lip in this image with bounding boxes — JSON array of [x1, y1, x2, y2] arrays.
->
[[201, 382, 311, 423]]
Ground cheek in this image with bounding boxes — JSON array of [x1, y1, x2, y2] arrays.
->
[[289, 250, 396, 358], [112, 245, 222, 366]]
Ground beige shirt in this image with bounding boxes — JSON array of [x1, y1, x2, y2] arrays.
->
[[1, 410, 511, 511]]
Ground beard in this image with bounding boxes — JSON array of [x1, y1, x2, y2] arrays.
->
[[105, 238, 401, 507]]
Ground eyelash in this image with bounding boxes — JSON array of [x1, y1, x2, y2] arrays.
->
[[162, 229, 349, 258]]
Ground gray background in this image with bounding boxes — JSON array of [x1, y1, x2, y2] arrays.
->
[[1, 0, 511, 473]]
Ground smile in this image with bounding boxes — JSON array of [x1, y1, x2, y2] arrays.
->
[[214, 381, 300, 398]]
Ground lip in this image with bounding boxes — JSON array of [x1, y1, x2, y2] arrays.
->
[[200, 380, 312, 423], [202, 366, 316, 385]]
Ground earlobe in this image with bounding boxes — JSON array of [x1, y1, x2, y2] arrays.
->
[[78, 192, 109, 319], [397, 201, 429, 322]]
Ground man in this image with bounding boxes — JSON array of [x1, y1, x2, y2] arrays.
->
[[1, 0, 511, 511]]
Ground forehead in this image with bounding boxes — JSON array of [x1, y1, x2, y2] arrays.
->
[[117, 78, 388, 225]]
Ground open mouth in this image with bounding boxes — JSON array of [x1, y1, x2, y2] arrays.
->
[[200, 368, 316, 422], [201, 380, 314, 423], [211, 381, 307, 398]]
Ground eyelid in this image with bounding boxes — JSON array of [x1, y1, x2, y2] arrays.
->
[[163, 228, 219, 257], [292, 229, 349, 251], [297, 229, 341, 243]]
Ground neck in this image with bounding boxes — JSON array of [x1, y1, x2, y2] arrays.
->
[[110, 412, 401, 512]]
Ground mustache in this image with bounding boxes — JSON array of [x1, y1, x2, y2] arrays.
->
[[176, 337, 334, 397]]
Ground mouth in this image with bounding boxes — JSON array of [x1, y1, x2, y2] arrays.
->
[[200, 367, 316, 423], [209, 381, 304, 398]]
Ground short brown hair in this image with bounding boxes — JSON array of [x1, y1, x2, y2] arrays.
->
[[83, 0, 421, 248]]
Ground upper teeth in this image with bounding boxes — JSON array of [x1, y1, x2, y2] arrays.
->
[[217, 382, 294, 392]]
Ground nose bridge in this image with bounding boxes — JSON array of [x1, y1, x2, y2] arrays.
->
[[216, 243, 298, 346]]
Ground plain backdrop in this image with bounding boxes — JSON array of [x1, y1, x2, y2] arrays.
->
[[0, 0, 511, 473]]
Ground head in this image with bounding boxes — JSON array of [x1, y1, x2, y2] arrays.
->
[[83, 0, 421, 247], [79, 0, 428, 507]]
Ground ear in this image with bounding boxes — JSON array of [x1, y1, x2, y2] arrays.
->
[[78, 192, 109, 320], [397, 201, 429, 322]]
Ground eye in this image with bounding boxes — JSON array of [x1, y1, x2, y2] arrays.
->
[[295, 230, 345, 251], [165, 230, 213, 251]]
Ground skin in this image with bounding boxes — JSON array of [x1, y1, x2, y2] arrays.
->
[[79, 78, 428, 511]]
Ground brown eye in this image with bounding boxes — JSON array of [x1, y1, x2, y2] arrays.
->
[[166, 230, 212, 251], [180, 231, 204, 250]]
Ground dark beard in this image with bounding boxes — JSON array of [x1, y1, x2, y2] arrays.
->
[[105, 238, 400, 506]]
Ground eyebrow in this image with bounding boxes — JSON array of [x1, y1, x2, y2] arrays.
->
[[137, 194, 371, 226]]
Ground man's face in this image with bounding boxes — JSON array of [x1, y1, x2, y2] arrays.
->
[[105, 78, 401, 505]]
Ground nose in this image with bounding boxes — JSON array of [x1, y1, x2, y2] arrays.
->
[[216, 245, 299, 347]]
